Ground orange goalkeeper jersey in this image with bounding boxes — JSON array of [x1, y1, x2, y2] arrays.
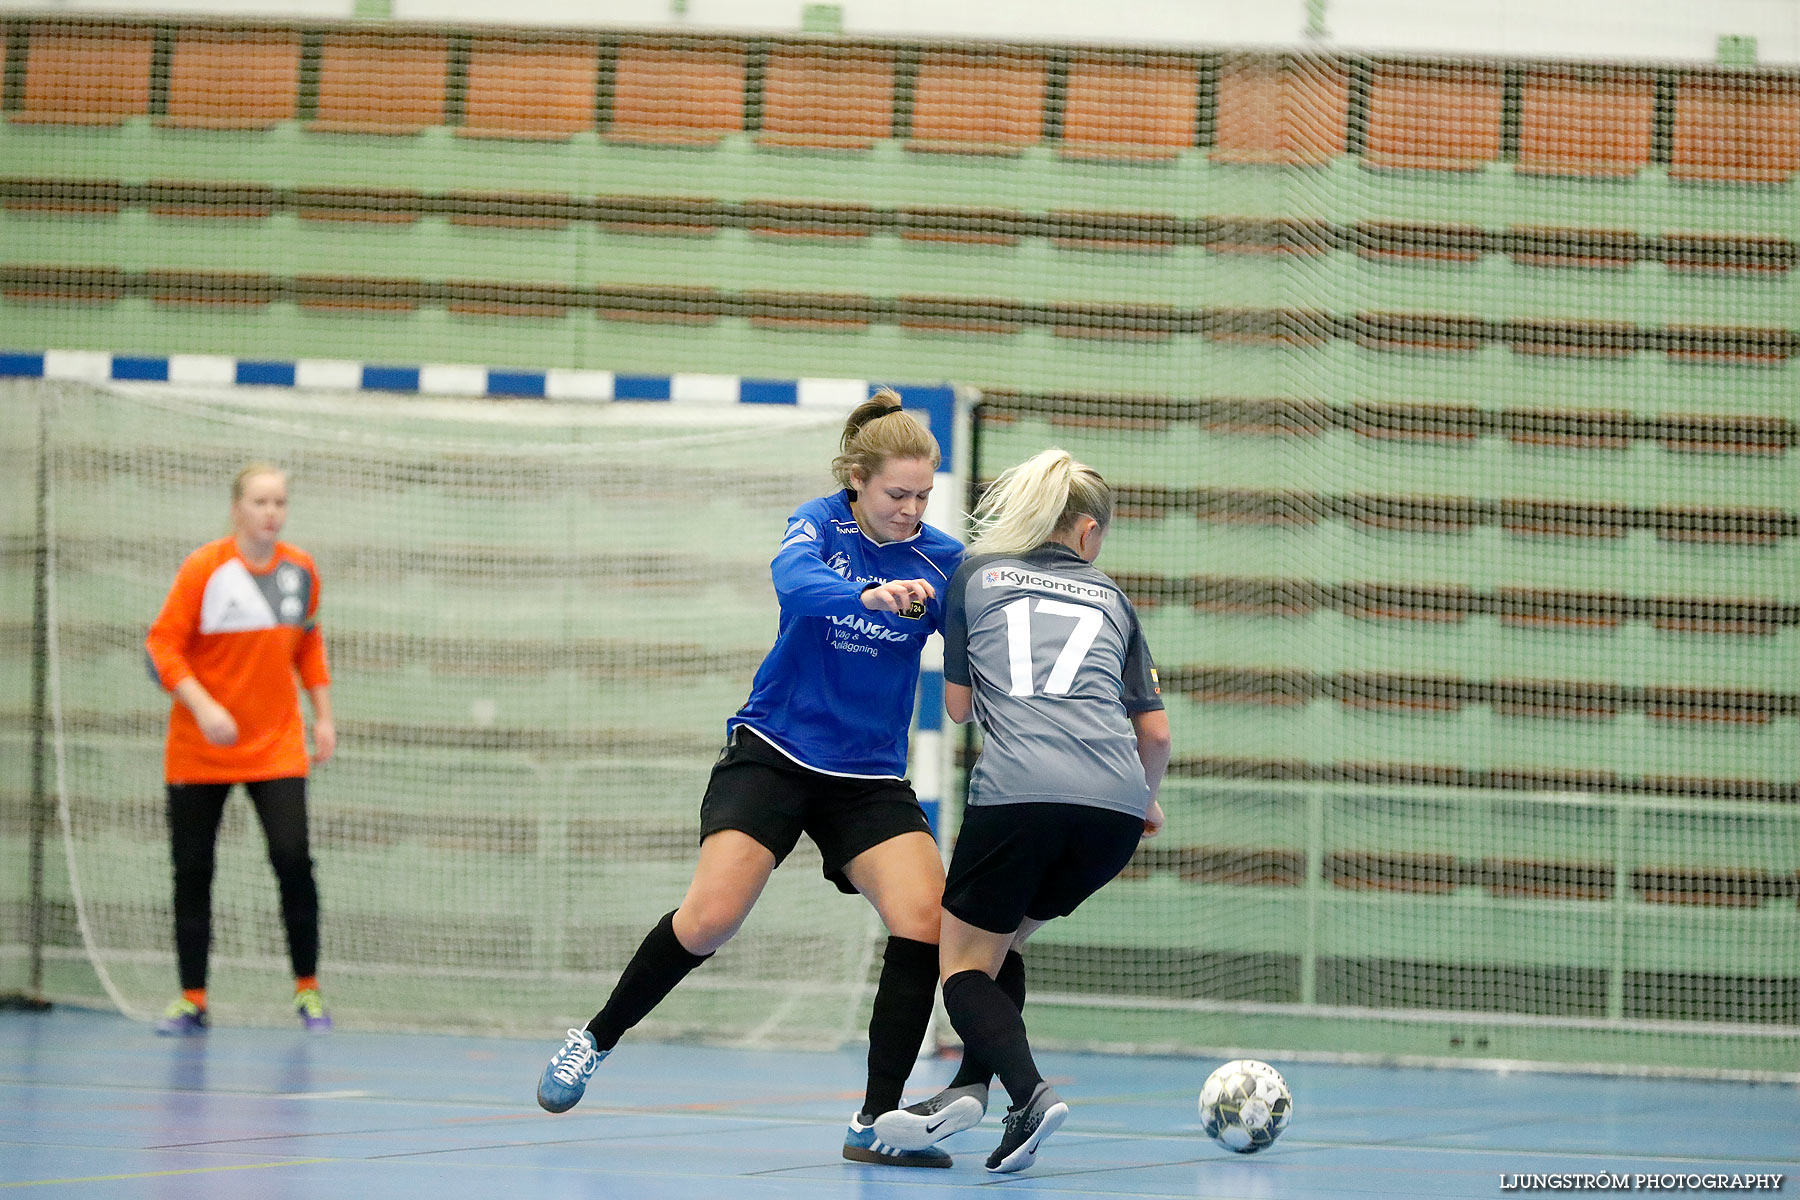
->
[[146, 538, 330, 784]]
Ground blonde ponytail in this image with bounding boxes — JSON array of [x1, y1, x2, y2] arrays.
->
[[969, 447, 1112, 556], [831, 386, 940, 492]]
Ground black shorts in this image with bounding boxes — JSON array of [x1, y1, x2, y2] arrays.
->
[[943, 801, 1144, 934], [698, 726, 934, 895]]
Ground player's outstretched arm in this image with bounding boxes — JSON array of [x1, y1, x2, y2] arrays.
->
[[860, 578, 935, 613]]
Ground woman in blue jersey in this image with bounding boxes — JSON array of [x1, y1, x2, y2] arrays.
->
[[874, 447, 1171, 1173], [536, 389, 968, 1167]]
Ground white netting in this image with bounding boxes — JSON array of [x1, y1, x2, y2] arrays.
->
[[19, 377, 893, 1042], [1, 19, 1796, 1074]]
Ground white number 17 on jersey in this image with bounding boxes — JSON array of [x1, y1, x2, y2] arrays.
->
[[1001, 597, 1105, 697]]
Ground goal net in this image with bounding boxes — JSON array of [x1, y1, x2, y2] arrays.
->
[[8, 376, 899, 1043], [1, 17, 1796, 1077]]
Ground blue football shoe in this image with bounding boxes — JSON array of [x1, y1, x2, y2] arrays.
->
[[537, 1028, 608, 1113], [843, 1112, 953, 1167]]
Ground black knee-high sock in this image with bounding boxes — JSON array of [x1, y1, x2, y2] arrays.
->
[[585, 911, 711, 1051], [942, 968, 1042, 1110], [861, 935, 939, 1119], [948, 950, 1024, 1089]]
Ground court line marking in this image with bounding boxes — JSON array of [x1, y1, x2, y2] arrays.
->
[[1, 1160, 328, 1189]]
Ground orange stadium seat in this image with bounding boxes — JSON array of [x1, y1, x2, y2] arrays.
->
[[1517, 68, 1655, 178], [908, 50, 1046, 154], [608, 40, 745, 145], [460, 38, 598, 140], [1363, 62, 1503, 171], [758, 45, 895, 150], [1210, 55, 1348, 165], [13, 24, 153, 125], [1670, 74, 1800, 183], [162, 28, 302, 130], [310, 32, 448, 135], [1059, 53, 1198, 161]]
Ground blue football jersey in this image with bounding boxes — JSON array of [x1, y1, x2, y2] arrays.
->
[[728, 490, 964, 778]]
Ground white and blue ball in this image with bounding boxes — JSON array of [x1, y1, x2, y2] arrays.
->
[[1198, 1059, 1292, 1153]]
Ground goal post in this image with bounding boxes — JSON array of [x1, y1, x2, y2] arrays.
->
[[3, 374, 970, 1044]]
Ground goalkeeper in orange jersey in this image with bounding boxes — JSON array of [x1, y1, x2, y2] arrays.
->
[[144, 464, 336, 1035]]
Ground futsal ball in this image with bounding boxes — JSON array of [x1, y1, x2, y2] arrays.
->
[[1198, 1059, 1291, 1153]]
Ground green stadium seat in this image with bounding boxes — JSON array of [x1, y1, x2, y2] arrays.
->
[[757, 44, 895, 151], [1363, 62, 1503, 171], [0, 175, 125, 215], [1506, 319, 1638, 359], [1058, 53, 1198, 161], [145, 269, 277, 307], [161, 28, 302, 131], [294, 274, 425, 311], [593, 194, 721, 236], [596, 284, 723, 325], [1661, 324, 1795, 366], [1210, 54, 1348, 165], [444, 190, 584, 229], [1507, 225, 1643, 269], [1486, 859, 1613, 902], [897, 205, 1024, 246], [1670, 74, 1800, 183], [896, 294, 1027, 336], [1125, 844, 1304, 886], [1634, 867, 1800, 907], [1660, 232, 1796, 274], [1205, 217, 1335, 256], [906, 50, 1045, 155], [310, 31, 448, 135], [459, 38, 598, 141], [0, 264, 125, 302], [1328, 851, 1463, 894], [744, 199, 874, 241], [1517, 67, 1655, 178], [1351, 222, 1489, 264], [744, 289, 869, 330], [145, 179, 279, 219], [1650, 505, 1795, 545], [1355, 312, 1489, 352], [12, 24, 153, 126], [607, 39, 744, 145], [444, 280, 583, 319], [294, 186, 424, 223], [1174, 756, 1798, 803], [1653, 413, 1795, 456]]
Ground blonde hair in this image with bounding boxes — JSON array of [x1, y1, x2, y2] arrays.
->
[[968, 448, 1112, 556], [232, 462, 286, 502], [831, 387, 940, 492]]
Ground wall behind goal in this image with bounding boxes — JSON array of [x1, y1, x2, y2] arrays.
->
[[0, 13, 1794, 1073], [2, 1, 1797, 62]]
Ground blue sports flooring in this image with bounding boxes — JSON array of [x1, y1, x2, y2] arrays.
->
[[3, 1006, 1795, 1197]]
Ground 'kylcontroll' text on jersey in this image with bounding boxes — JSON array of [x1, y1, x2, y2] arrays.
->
[[944, 543, 1163, 818]]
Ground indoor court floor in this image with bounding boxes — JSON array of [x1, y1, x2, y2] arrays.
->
[[3, 1005, 1795, 1197]]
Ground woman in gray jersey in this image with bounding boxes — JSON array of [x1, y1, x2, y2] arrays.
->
[[873, 448, 1172, 1173]]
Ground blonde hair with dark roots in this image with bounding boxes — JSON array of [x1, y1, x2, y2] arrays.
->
[[968, 447, 1112, 556], [830, 386, 940, 492], [232, 462, 286, 501]]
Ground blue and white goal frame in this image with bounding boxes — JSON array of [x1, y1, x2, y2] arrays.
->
[[1, 349, 974, 844]]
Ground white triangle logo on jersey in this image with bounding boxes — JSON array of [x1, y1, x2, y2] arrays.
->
[[199, 559, 280, 634]]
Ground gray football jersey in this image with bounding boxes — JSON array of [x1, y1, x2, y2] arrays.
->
[[943, 544, 1163, 816]]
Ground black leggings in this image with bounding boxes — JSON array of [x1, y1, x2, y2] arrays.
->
[[167, 777, 319, 991]]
